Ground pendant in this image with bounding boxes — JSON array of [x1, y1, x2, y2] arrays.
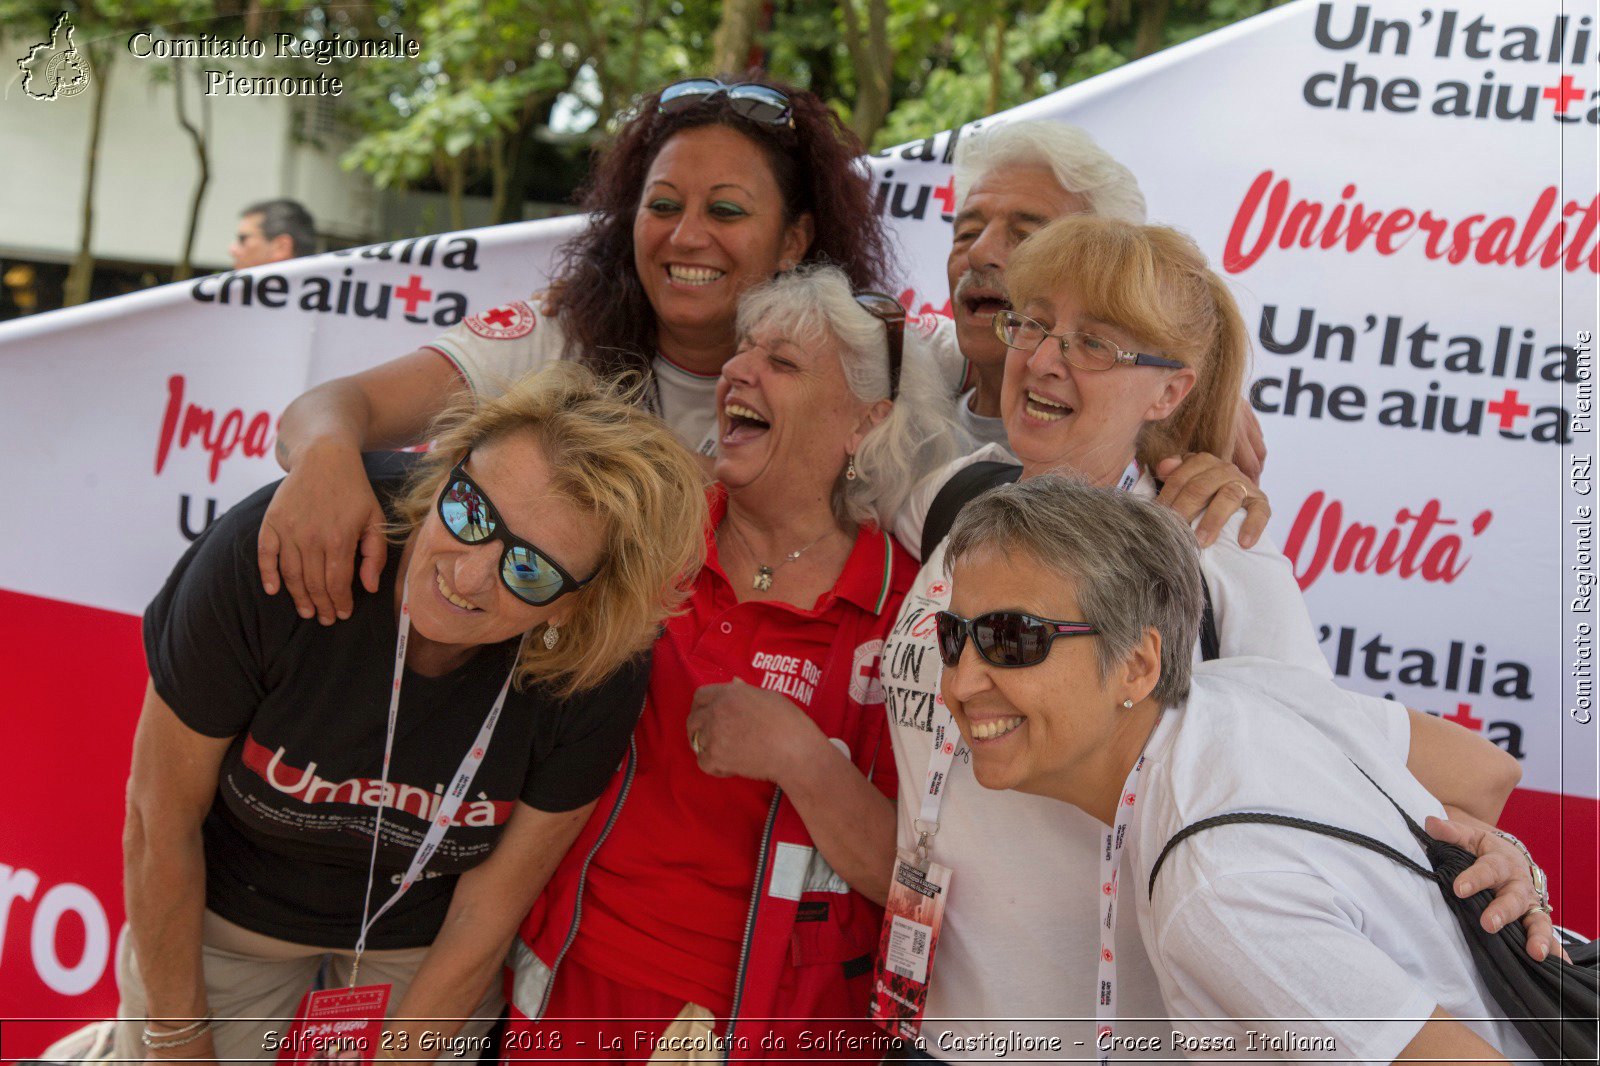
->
[[753, 566, 774, 592]]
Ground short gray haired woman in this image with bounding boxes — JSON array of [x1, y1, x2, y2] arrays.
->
[[937, 476, 1530, 1062]]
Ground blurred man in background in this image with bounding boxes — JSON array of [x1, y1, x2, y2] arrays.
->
[[229, 199, 316, 269]]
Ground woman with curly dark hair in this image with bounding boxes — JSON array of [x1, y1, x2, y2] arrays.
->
[[556, 79, 893, 385], [259, 78, 897, 626]]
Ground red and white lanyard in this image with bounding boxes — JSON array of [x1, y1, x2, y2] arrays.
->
[[350, 574, 522, 979], [915, 458, 1142, 864], [1094, 735, 1156, 1065]]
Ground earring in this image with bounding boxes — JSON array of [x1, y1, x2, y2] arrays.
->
[[543, 624, 560, 650], [845, 454, 858, 481], [1120, 698, 1133, 709]]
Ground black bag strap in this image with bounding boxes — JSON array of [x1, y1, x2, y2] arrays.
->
[[919, 461, 1022, 563], [1149, 760, 1436, 898], [1148, 810, 1437, 899], [1197, 580, 1220, 662], [1147, 764, 1600, 1065]]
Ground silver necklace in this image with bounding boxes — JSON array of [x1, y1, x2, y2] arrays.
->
[[721, 518, 836, 592]]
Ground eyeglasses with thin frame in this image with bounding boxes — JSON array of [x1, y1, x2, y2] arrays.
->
[[934, 609, 1098, 669], [993, 309, 1186, 372], [658, 79, 794, 127], [853, 290, 905, 401], [436, 460, 596, 607]]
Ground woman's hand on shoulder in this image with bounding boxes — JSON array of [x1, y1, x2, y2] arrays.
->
[[257, 437, 388, 626], [1153, 452, 1271, 549], [686, 678, 827, 787]]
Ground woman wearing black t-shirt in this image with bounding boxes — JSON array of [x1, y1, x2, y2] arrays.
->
[[117, 366, 707, 1064]]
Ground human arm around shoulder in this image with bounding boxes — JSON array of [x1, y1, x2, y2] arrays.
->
[[1279, 676, 1548, 964], [385, 799, 595, 1048], [123, 682, 233, 1065], [1405, 709, 1520, 825], [261, 349, 466, 625], [1397, 711, 1557, 959]]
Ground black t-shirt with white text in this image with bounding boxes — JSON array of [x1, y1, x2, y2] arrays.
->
[[143, 456, 647, 949]]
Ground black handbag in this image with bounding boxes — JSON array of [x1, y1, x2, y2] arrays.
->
[[1148, 767, 1599, 1065]]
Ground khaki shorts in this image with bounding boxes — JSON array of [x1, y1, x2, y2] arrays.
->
[[114, 911, 502, 1063]]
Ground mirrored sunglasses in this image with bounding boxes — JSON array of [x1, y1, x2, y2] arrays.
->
[[658, 78, 794, 126], [436, 461, 595, 607]]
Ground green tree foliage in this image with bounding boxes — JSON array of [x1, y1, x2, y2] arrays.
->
[[337, 0, 728, 225], [334, 0, 1274, 220]]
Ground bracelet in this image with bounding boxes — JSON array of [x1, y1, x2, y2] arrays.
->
[[1487, 828, 1551, 913], [142, 1015, 214, 1050], [145, 1014, 211, 1037]]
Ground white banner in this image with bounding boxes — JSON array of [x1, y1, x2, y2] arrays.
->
[[0, 0, 1594, 1039]]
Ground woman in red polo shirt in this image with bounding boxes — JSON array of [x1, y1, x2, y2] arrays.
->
[[501, 266, 958, 1061]]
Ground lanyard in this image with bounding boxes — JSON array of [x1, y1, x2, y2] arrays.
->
[[914, 457, 1142, 863], [350, 574, 522, 980], [1094, 728, 1157, 1065]]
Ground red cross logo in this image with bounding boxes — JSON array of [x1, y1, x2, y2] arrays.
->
[[465, 300, 537, 340], [1544, 75, 1586, 114], [1443, 702, 1485, 732], [395, 275, 434, 315], [932, 175, 956, 217], [848, 639, 887, 705], [1486, 389, 1531, 430]]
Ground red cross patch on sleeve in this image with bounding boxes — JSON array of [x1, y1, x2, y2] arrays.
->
[[464, 300, 537, 340]]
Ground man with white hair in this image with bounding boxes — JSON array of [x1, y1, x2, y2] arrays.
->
[[927, 121, 1148, 450]]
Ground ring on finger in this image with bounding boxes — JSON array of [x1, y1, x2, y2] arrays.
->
[[690, 730, 703, 756]]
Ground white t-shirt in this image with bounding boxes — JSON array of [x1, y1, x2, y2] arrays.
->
[[423, 300, 723, 455], [882, 447, 1354, 1052], [1134, 658, 1531, 1062]]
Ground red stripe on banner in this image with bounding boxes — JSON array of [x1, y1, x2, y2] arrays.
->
[[0, 590, 147, 1061], [1501, 787, 1599, 939]]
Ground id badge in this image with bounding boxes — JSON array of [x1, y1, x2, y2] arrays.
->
[[869, 849, 951, 1040], [277, 984, 392, 1064]]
